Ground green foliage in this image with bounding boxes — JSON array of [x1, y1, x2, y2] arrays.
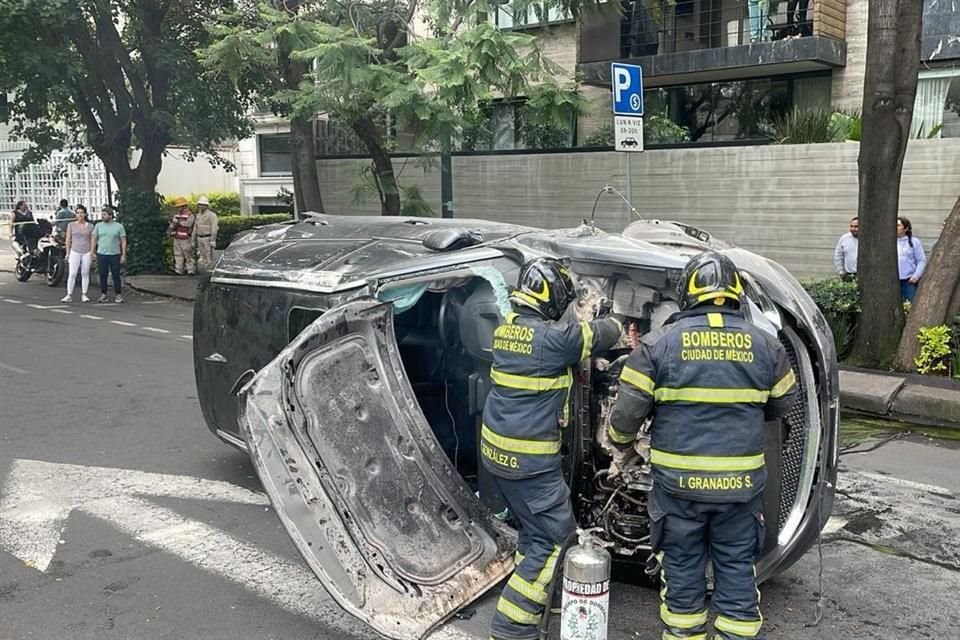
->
[[915, 325, 953, 376], [646, 115, 691, 144], [801, 277, 861, 360], [217, 214, 293, 249], [913, 121, 944, 139], [118, 189, 167, 275], [162, 192, 242, 216], [399, 185, 436, 217], [581, 124, 614, 147], [771, 108, 860, 144], [801, 277, 861, 314], [0, 1, 252, 183]]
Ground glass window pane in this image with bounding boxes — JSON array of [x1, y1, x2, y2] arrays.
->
[[794, 76, 833, 111], [259, 134, 292, 175]]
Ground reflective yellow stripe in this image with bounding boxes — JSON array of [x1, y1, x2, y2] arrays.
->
[[579, 321, 594, 361], [770, 369, 797, 398], [506, 312, 518, 324], [481, 425, 561, 455], [659, 604, 707, 629], [662, 633, 706, 640], [508, 574, 549, 605], [650, 449, 765, 472], [490, 368, 572, 392], [534, 545, 560, 588], [654, 387, 769, 404], [715, 615, 763, 637], [497, 598, 541, 625], [621, 366, 655, 395], [514, 551, 525, 565], [607, 425, 636, 445], [707, 313, 724, 328]]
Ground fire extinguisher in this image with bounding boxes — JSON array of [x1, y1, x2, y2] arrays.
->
[[559, 531, 611, 640]]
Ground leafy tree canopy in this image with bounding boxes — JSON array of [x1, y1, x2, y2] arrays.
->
[[0, 0, 254, 190]]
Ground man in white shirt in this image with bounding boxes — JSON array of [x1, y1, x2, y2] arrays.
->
[[834, 217, 859, 280]]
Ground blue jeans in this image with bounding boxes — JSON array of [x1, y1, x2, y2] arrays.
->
[[747, 0, 766, 42], [900, 280, 917, 303], [97, 253, 122, 295]]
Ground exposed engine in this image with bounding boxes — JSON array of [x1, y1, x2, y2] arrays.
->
[[570, 275, 672, 559]]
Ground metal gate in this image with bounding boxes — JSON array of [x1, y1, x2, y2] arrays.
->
[[0, 143, 109, 219]]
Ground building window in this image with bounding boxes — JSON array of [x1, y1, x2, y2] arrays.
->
[[258, 134, 292, 176], [914, 69, 960, 139], [643, 73, 830, 144], [489, 1, 572, 30]]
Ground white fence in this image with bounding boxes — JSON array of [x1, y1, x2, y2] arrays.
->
[[0, 143, 109, 219]]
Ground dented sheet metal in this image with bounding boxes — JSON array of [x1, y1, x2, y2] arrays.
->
[[239, 299, 515, 640]]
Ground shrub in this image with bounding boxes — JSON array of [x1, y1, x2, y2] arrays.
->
[[119, 189, 167, 275], [217, 213, 293, 249], [801, 277, 860, 359], [915, 325, 952, 376], [770, 108, 860, 144]]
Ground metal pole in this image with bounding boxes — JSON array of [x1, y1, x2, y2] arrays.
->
[[440, 152, 453, 219], [625, 152, 633, 227]]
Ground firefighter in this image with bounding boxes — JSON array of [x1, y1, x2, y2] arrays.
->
[[483, 257, 623, 640], [193, 195, 219, 271], [608, 251, 798, 640], [168, 197, 196, 276]]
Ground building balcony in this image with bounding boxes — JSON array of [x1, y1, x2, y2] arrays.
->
[[578, 0, 847, 87]]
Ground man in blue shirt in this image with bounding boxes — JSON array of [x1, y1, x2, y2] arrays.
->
[[54, 199, 74, 235], [833, 216, 859, 280]]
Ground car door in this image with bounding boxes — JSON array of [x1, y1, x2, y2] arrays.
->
[[239, 298, 515, 640]]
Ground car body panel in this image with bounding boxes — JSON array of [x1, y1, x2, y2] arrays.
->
[[239, 298, 514, 640]]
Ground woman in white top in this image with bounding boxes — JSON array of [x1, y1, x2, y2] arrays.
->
[[62, 205, 93, 302]]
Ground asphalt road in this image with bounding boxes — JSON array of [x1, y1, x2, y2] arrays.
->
[[1, 268, 959, 640]]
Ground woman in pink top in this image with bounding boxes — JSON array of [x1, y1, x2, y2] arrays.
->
[[62, 205, 93, 302]]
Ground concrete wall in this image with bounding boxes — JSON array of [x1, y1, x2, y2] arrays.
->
[[831, 0, 867, 112], [444, 139, 960, 278], [316, 156, 443, 217], [152, 147, 239, 200]]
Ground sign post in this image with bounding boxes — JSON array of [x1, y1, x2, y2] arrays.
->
[[611, 62, 644, 225]]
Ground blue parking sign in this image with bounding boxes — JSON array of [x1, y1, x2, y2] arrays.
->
[[611, 63, 644, 117]]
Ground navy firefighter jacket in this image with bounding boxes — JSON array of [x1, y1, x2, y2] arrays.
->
[[481, 310, 622, 479], [608, 307, 798, 503]]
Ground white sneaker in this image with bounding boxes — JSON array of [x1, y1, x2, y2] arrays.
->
[[61, 295, 72, 303], [114, 294, 125, 303], [81, 294, 90, 303]]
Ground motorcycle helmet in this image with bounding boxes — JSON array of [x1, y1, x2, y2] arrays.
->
[[509, 257, 577, 321], [677, 251, 744, 311]]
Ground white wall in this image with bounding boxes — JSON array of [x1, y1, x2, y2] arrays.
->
[[152, 147, 239, 200]]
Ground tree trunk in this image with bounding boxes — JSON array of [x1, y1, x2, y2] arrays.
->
[[276, 0, 324, 216], [894, 194, 960, 370], [290, 115, 325, 215], [353, 116, 401, 216], [846, 0, 924, 369]]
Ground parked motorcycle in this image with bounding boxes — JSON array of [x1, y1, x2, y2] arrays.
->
[[12, 219, 66, 287]]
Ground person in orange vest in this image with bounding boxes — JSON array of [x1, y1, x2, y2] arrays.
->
[[168, 197, 196, 276]]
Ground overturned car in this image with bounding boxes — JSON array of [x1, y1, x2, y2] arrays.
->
[[193, 215, 839, 640]]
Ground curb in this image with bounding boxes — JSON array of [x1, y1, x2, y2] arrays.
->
[[839, 368, 960, 430], [125, 279, 197, 303]]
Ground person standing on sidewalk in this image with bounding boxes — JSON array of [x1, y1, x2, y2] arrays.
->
[[168, 197, 196, 276], [193, 195, 219, 271], [833, 216, 859, 281], [609, 251, 798, 640], [91, 205, 127, 303], [61, 205, 93, 303], [897, 217, 926, 303], [55, 199, 74, 235]]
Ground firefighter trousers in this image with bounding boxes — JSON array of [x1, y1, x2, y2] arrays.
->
[[173, 238, 195, 275], [489, 469, 575, 640], [649, 485, 766, 640]]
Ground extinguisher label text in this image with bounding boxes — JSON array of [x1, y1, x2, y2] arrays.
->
[[563, 578, 610, 596]]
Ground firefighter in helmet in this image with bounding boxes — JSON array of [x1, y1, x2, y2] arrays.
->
[[609, 251, 798, 640], [483, 257, 623, 640]]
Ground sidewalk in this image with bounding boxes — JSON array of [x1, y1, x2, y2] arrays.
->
[[126, 274, 199, 302]]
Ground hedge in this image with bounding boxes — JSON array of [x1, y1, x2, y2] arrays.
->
[[801, 277, 860, 360], [217, 214, 293, 249], [162, 191, 241, 215]]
